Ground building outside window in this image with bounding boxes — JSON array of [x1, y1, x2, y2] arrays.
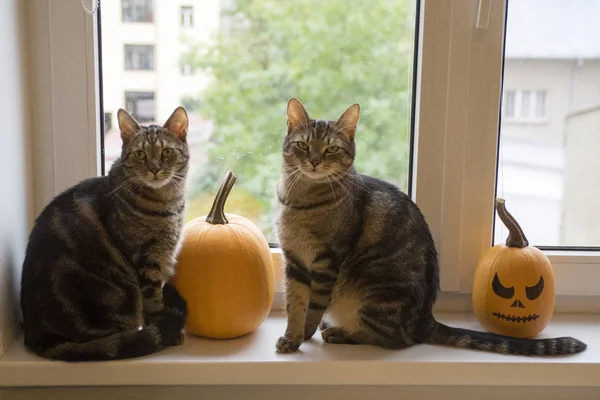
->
[[124, 45, 155, 70]]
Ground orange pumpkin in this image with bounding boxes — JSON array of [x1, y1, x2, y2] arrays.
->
[[472, 198, 555, 338], [172, 171, 274, 339]]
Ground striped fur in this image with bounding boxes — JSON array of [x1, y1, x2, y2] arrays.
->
[[20, 107, 190, 361], [275, 98, 586, 356]]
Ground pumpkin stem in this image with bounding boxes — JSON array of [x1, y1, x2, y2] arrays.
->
[[206, 170, 237, 225], [495, 198, 529, 248]]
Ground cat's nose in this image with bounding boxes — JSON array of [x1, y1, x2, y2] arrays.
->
[[309, 159, 321, 168], [148, 166, 161, 175]]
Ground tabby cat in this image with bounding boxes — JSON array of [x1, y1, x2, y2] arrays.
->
[[275, 98, 586, 356], [20, 107, 190, 361]]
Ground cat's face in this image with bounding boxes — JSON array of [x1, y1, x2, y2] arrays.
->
[[117, 107, 190, 189], [283, 98, 360, 181]]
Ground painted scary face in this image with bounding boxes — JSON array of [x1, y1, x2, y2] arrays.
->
[[491, 273, 545, 324], [472, 245, 556, 339], [487, 249, 555, 339]]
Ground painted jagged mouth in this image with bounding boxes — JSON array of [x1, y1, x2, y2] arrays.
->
[[492, 312, 540, 323]]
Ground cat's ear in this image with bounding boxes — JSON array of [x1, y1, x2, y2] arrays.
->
[[163, 106, 189, 141], [334, 103, 360, 141], [286, 98, 310, 134], [117, 108, 141, 143]]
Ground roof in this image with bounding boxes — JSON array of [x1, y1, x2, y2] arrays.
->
[[505, 0, 600, 59]]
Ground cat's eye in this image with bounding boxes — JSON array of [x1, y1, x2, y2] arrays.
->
[[162, 148, 175, 158], [133, 150, 146, 161], [326, 146, 340, 154], [295, 142, 308, 150]]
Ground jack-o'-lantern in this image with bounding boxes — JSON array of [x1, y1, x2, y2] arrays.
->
[[472, 198, 555, 338]]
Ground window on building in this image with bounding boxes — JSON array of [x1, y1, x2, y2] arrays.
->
[[181, 6, 194, 27], [124, 91, 155, 123], [502, 89, 548, 121], [124, 45, 155, 70], [122, 0, 154, 23]]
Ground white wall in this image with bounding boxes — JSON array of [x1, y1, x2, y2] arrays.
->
[[0, 0, 33, 357]]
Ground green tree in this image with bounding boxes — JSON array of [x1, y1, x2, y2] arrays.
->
[[181, 0, 416, 240]]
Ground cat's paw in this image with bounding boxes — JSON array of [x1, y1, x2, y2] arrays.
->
[[321, 327, 350, 344], [276, 336, 301, 353], [170, 332, 185, 346], [162, 282, 187, 315]]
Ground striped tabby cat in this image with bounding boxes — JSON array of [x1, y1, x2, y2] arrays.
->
[[275, 98, 586, 356], [20, 107, 190, 361]]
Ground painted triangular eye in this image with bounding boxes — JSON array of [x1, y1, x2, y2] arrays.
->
[[526, 276, 544, 300], [492, 273, 514, 299]]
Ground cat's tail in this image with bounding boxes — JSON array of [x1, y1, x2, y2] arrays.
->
[[36, 284, 187, 362], [425, 320, 586, 356]]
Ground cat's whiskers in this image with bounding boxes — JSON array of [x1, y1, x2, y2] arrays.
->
[[167, 175, 186, 192], [327, 169, 368, 192], [106, 175, 142, 198], [282, 168, 303, 200], [326, 175, 337, 202], [328, 171, 358, 201], [341, 174, 369, 192], [286, 169, 303, 195]]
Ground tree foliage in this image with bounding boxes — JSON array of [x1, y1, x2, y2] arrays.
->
[[181, 0, 416, 239]]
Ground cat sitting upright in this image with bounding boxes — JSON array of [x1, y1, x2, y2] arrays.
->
[[21, 107, 190, 361], [275, 98, 586, 356]]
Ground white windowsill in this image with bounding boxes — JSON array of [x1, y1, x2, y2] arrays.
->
[[0, 312, 599, 388]]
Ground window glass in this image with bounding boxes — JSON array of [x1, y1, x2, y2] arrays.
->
[[496, 0, 600, 247], [101, 0, 418, 242]]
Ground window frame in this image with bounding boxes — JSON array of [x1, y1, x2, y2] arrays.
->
[[413, 0, 506, 293], [26, 0, 600, 311]]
